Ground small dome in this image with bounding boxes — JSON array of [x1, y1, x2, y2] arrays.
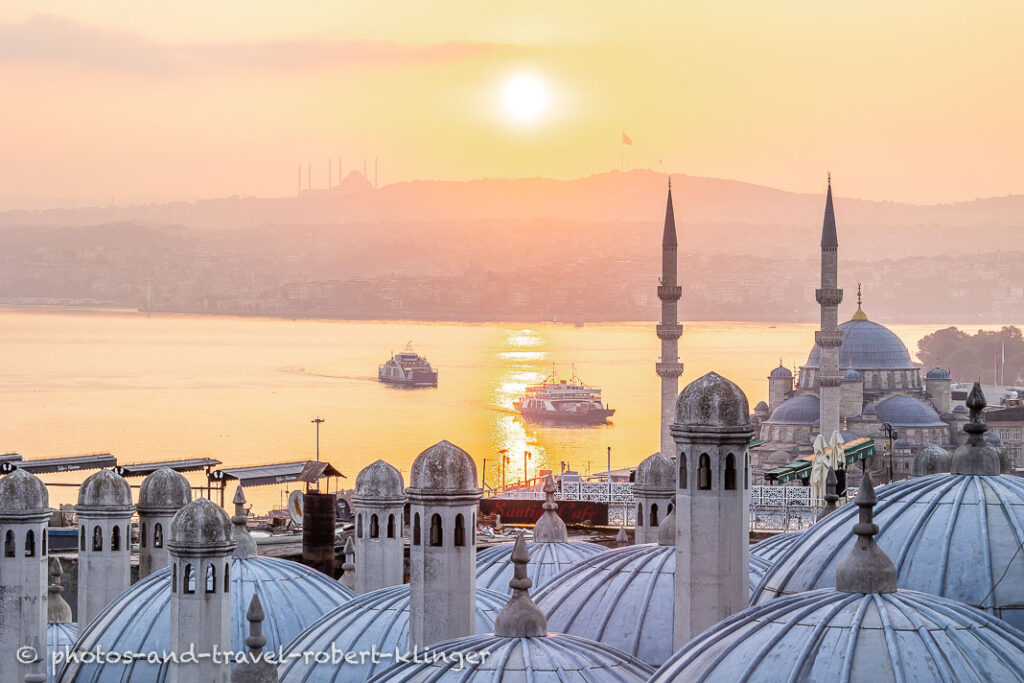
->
[[765, 394, 820, 425], [893, 437, 912, 449], [652, 588, 1024, 681], [0, 468, 49, 515], [953, 404, 968, 414], [77, 469, 132, 511], [137, 467, 191, 513], [926, 367, 951, 379], [279, 584, 505, 682], [753, 473, 1024, 629], [61, 556, 355, 682], [749, 531, 803, 564], [534, 544, 766, 667], [674, 372, 750, 429], [874, 395, 946, 427], [843, 367, 863, 382], [766, 450, 794, 466], [369, 632, 653, 682], [805, 319, 917, 370], [912, 444, 952, 476], [769, 365, 793, 379], [634, 452, 675, 494], [754, 400, 769, 414], [170, 498, 233, 549], [986, 431, 1002, 445], [354, 459, 405, 502], [407, 440, 479, 493], [476, 540, 606, 595]]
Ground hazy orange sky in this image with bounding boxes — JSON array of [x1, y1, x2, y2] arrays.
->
[[1, 1, 1021, 208]]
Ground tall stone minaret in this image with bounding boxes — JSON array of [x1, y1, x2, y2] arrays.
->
[[0, 470, 50, 683], [815, 175, 843, 439], [406, 440, 482, 649], [169, 498, 235, 683], [657, 180, 684, 458], [137, 467, 192, 578], [672, 371, 754, 647], [76, 469, 133, 626]]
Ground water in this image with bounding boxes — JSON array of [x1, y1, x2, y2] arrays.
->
[[0, 308, 996, 514]]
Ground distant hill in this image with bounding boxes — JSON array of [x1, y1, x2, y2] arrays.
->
[[2, 169, 1020, 258]]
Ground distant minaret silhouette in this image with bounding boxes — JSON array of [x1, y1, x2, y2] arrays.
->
[[657, 179, 683, 458], [815, 175, 843, 439]]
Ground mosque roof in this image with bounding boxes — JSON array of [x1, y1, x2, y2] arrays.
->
[[804, 319, 918, 370], [77, 469, 132, 512], [874, 394, 947, 427], [533, 543, 766, 667], [652, 587, 1024, 682], [749, 531, 804, 564], [136, 467, 192, 513], [764, 393, 820, 425], [0, 468, 49, 515], [752, 473, 1024, 629], [476, 539, 606, 595], [278, 584, 506, 682], [59, 556, 355, 682]]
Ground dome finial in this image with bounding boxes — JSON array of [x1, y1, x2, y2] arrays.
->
[[951, 382, 1002, 475], [615, 526, 629, 546], [851, 282, 868, 320], [835, 471, 897, 594], [817, 467, 840, 521], [532, 473, 567, 543], [493, 531, 548, 637], [48, 557, 73, 624], [340, 537, 356, 591], [231, 594, 278, 683], [231, 485, 258, 559]]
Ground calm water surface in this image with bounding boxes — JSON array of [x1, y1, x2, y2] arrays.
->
[[0, 308, 1000, 513]]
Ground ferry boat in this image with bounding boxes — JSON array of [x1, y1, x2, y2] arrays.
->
[[378, 346, 438, 387], [513, 367, 614, 425]]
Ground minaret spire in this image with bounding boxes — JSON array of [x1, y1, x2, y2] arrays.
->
[[815, 175, 843, 440], [656, 180, 683, 458]]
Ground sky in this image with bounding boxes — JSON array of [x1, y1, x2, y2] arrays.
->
[[0, 1, 1022, 208]]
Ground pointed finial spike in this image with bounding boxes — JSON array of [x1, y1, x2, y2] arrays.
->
[[835, 471, 897, 593], [615, 526, 629, 546], [50, 556, 62, 581], [493, 531, 547, 637], [533, 473, 568, 542], [231, 485, 258, 559], [233, 485, 246, 506], [951, 382, 1002, 475], [246, 592, 265, 623], [827, 171, 831, 186]]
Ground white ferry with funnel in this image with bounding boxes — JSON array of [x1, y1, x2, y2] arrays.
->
[[378, 345, 438, 387], [513, 367, 614, 425]]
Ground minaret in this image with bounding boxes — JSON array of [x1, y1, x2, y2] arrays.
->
[[0, 470, 50, 683], [137, 467, 192, 578], [406, 440, 482, 648], [656, 180, 684, 458], [352, 459, 405, 594], [168, 498, 235, 683], [815, 175, 843, 439], [672, 372, 754, 647], [76, 469, 133, 626]]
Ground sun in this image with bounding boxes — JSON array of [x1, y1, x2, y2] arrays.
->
[[501, 73, 549, 125]]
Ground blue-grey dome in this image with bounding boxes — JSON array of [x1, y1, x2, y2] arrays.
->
[[913, 444, 952, 476], [48, 623, 77, 683], [805, 319, 917, 370], [476, 540, 605, 595], [652, 588, 1024, 682], [926, 367, 951, 379], [533, 544, 765, 667], [753, 473, 1024, 629], [769, 365, 793, 379], [368, 632, 654, 682], [874, 394, 946, 427], [748, 554, 770, 595], [750, 531, 804, 564], [953, 404, 969, 414], [59, 556, 355, 682], [278, 584, 506, 682], [754, 400, 769, 415], [765, 393, 819, 425], [843, 367, 863, 382]]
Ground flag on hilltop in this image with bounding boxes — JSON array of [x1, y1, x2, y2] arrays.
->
[[621, 132, 632, 145]]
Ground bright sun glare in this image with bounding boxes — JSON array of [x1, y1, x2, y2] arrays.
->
[[501, 73, 549, 125]]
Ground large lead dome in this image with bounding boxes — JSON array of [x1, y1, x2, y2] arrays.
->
[[804, 319, 916, 370]]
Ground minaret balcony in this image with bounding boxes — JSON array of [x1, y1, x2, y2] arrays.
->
[[656, 361, 683, 377], [657, 323, 683, 339], [818, 373, 844, 388], [657, 285, 682, 301], [814, 330, 843, 347], [815, 289, 843, 306]]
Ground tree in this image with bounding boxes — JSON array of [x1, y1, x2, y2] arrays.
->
[[917, 326, 1024, 385]]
